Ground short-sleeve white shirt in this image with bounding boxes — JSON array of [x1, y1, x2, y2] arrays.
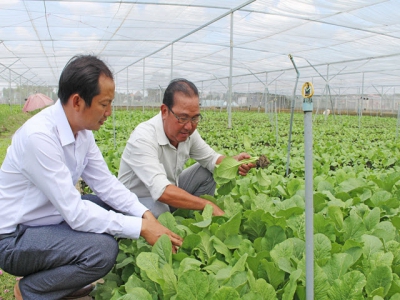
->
[[118, 112, 220, 204]]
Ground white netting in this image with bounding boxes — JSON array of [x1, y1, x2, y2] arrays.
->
[[1, 0, 399, 111]]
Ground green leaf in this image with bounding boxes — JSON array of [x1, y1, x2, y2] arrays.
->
[[342, 240, 363, 265], [371, 221, 396, 243], [361, 234, 383, 259], [282, 269, 301, 300], [327, 206, 344, 230], [369, 190, 393, 207], [116, 256, 134, 269], [255, 170, 271, 187], [192, 218, 212, 228], [259, 260, 285, 289], [136, 252, 163, 284], [314, 213, 336, 242], [343, 213, 366, 241], [314, 263, 330, 300], [224, 271, 248, 292], [366, 266, 393, 297], [125, 274, 147, 293], [119, 287, 152, 300], [203, 258, 228, 275], [243, 135, 252, 153], [176, 270, 210, 300], [217, 180, 236, 195], [270, 239, 295, 273], [265, 225, 286, 252], [181, 233, 201, 251], [161, 263, 178, 299], [363, 207, 380, 231], [211, 236, 232, 262], [317, 180, 335, 193], [214, 156, 258, 181], [215, 212, 241, 241], [242, 209, 267, 240], [223, 195, 243, 217], [211, 286, 241, 300], [231, 253, 248, 275], [314, 233, 332, 266], [327, 270, 366, 300], [158, 212, 183, 236], [195, 231, 213, 263], [387, 273, 400, 298], [338, 178, 367, 194], [287, 178, 303, 197], [242, 278, 277, 300], [177, 257, 202, 277], [322, 253, 354, 285], [152, 234, 172, 267]]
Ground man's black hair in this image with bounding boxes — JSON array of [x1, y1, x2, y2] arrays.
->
[[58, 55, 113, 106], [163, 78, 199, 109]]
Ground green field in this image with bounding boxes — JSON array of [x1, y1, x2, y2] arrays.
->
[[1, 105, 400, 299]]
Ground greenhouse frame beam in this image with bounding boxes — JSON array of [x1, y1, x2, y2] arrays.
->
[[22, 1, 57, 81], [34, 0, 234, 10], [197, 53, 400, 88], [241, 1, 400, 41], [117, 0, 256, 73]]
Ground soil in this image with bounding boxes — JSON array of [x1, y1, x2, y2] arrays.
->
[[256, 154, 270, 169]]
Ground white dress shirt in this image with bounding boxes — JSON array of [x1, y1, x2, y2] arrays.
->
[[0, 100, 148, 238], [118, 112, 220, 215]]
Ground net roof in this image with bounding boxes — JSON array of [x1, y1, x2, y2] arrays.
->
[[1, 0, 400, 97]]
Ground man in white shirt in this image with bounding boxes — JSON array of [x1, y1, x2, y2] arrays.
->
[[0, 55, 182, 300], [118, 78, 255, 218]]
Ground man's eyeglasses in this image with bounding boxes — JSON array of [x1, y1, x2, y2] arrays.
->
[[168, 107, 202, 125]]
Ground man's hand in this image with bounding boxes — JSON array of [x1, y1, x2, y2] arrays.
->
[[141, 211, 183, 253], [233, 152, 256, 176], [208, 201, 225, 216]]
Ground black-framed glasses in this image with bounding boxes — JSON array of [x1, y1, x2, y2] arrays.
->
[[168, 107, 202, 125]]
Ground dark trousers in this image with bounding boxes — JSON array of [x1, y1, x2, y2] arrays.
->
[[0, 195, 118, 300], [140, 162, 217, 217]]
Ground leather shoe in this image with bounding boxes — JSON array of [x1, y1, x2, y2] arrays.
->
[[14, 281, 23, 300], [62, 284, 94, 299]]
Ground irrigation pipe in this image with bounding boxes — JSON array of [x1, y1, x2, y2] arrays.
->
[[302, 82, 315, 300], [396, 104, 400, 141], [286, 54, 300, 177]]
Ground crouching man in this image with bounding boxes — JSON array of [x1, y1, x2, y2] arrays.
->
[[0, 55, 182, 300]]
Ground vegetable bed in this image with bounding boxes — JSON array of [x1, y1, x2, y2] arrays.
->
[[93, 109, 400, 300]]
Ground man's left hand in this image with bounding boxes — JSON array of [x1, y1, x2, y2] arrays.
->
[[233, 152, 256, 176]]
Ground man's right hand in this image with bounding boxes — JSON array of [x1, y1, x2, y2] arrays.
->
[[209, 201, 225, 216], [140, 217, 183, 252]]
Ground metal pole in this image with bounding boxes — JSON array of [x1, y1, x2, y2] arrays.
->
[[126, 68, 129, 110], [9, 68, 12, 112], [286, 54, 300, 177], [171, 43, 174, 81], [303, 89, 314, 300], [227, 12, 233, 129], [264, 72, 268, 114], [396, 103, 400, 140], [113, 74, 117, 149], [275, 98, 279, 145], [142, 59, 145, 113]]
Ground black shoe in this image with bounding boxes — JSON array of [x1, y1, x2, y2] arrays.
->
[[62, 284, 94, 299]]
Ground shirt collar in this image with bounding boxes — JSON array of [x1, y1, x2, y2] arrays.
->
[[54, 100, 75, 146], [155, 112, 170, 146]]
